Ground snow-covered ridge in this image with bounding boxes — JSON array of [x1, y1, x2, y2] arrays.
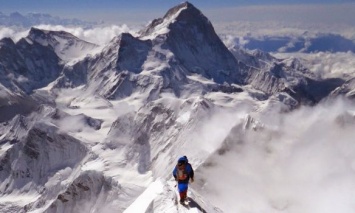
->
[[27, 27, 99, 62], [138, 4, 187, 40]]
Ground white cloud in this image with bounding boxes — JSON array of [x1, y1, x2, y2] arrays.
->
[[274, 52, 355, 79], [0, 27, 29, 42], [197, 97, 355, 213], [0, 24, 137, 45], [33, 24, 136, 45]]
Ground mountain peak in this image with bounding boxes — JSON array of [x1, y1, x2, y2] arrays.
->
[[28, 27, 76, 40], [138, 1, 242, 84], [26, 27, 98, 62], [0, 37, 15, 47], [139, 2, 206, 39], [163, 1, 197, 19], [28, 27, 48, 37], [10, 11, 24, 18], [27, 27, 92, 46]]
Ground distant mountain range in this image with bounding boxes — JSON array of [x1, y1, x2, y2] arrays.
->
[[0, 11, 97, 27]]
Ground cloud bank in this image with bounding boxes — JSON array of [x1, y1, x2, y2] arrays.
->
[[274, 52, 355, 79], [212, 4, 355, 50], [197, 97, 355, 213], [222, 33, 355, 53], [33, 24, 135, 45], [0, 24, 136, 45]]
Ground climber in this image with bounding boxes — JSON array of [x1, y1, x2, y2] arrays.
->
[[172, 155, 194, 203]]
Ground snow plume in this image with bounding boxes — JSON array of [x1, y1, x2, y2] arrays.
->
[[189, 105, 252, 157], [0, 24, 135, 45], [161, 97, 256, 170], [195, 97, 355, 213]]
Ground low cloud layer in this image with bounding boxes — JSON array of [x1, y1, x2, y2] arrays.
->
[[212, 4, 355, 54], [223, 33, 355, 53], [34, 24, 135, 45], [197, 98, 355, 213], [274, 52, 355, 79], [0, 27, 29, 42], [0, 24, 136, 45]]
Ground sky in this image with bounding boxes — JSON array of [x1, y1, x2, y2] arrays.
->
[[0, 0, 354, 24], [0, 0, 353, 10]]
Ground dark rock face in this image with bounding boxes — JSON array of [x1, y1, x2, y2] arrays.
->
[[0, 27, 98, 95], [48, 171, 112, 207], [210, 83, 243, 94], [300, 77, 345, 103], [0, 36, 62, 93], [0, 31, 61, 121], [0, 123, 88, 192], [0, 93, 38, 123], [330, 77, 355, 99], [116, 33, 152, 73]]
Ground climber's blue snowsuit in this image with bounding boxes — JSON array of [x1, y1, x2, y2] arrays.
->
[[172, 156, 194, 199]]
